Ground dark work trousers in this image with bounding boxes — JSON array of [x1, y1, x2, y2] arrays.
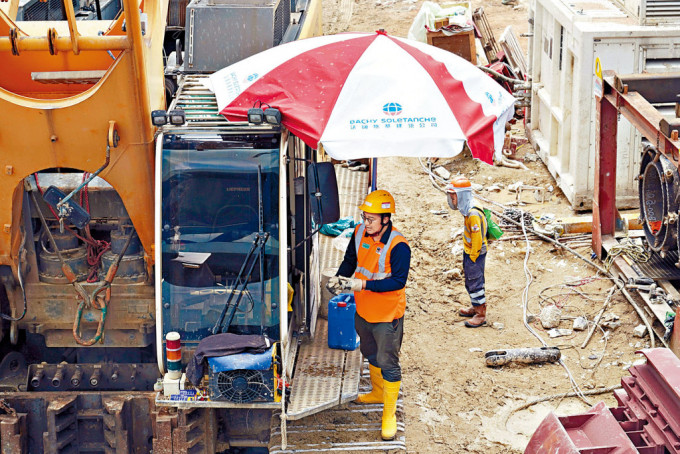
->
[[354, 313, 404, 382], [463, 252, 487, 307]]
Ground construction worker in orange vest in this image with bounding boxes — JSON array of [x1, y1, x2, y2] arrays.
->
[[329, 189, 411, 441], [446, 176, 488, 327]]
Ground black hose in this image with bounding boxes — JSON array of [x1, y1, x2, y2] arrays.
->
[[0, 229, 27, 322]]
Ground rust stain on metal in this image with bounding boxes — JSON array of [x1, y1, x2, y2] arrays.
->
[[0, 399, 16, 417], [0, 413, 27, 453]]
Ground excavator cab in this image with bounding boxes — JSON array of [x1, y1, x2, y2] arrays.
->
[[159, 130, 282, 342], [155, 76, 342, 413]]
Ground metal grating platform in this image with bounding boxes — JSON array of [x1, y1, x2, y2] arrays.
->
[[269, 362, 406, 453], [635, 250, 680, 280], [286, 319, 362, 420], [168, 75, 230, 127]]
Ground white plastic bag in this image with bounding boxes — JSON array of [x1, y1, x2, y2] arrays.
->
[[332, 228, 354, 253], [407, 1, 470, 43]]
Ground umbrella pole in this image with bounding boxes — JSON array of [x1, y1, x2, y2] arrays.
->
[[371, 158, 378, 191]]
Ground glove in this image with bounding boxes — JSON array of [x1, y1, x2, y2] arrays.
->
[[339, 277, 364, 292], [326, 276, 342, 295]]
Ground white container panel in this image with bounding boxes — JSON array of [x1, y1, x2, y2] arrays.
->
[[529, 0, 680, 210], [613, 0, 680, 25]]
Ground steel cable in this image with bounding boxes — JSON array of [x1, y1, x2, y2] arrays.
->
[[519, 210, 591, 405], [603, 239, 650, 272]]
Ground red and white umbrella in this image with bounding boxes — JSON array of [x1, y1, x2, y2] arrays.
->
[[207, 31, 515, 164]]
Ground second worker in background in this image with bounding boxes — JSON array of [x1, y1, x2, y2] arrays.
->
[[329, 189, 411, 442], [446, 176, 489, 328]]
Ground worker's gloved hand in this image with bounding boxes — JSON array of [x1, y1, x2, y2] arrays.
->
[[326, 276, 342, 295], [339, 277, 364, 292]]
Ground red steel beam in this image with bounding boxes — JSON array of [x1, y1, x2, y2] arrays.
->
[[609, 92, 680, 163], [593, 82, 619, 257]]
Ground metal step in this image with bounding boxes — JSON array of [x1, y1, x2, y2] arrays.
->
[[286, 319, 362, 420], [269, 363, 406, 453]]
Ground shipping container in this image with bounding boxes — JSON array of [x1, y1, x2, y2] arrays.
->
[[615, 0, 680, 25], [528, 0, 680, 210]]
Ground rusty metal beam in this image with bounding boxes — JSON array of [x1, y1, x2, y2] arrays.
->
[[603, 87, 680, 163], [660, 118, 680, 140], [615, 72, 680, 104], [0, 413, 27, 453], [152, 413, 177, 454], [43, 397, 78, 454]]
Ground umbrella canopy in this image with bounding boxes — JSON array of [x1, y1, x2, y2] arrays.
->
[[208, 31, 516, 164]]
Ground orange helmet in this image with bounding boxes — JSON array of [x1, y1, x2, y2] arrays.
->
[[445, 176, 472, 193], [359, 190, 396, 214]]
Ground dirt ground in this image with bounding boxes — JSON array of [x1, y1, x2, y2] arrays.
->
[[319, 1, 653, 453]]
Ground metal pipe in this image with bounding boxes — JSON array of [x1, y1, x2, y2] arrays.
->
[[52, 364, 64, 387], [0, 36, 129, 53], [154, 135, 165, 375], [57, 144, 110, 217], [70, 366, 83, 387], [279, 129, 289, 450], [90, 366, 101, 387], [120, 0, 153, 138], [94, 0, 102, 19], [477, 64, 523, 84], [371, 158, 377, 191], [30, 368, 44, 388], [62, 0, 80, 54]]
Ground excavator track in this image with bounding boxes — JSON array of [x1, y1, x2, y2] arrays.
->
[[268, 362, 406, 453]]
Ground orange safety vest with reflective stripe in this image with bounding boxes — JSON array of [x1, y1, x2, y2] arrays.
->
[[464, 206, 488, 262], [353, 223, 408, 323]]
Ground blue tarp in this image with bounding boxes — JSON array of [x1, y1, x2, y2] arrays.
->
[[320, 216, 357, 237]]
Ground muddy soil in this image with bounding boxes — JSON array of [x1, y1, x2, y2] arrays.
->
[[319, 2, 652, 452]]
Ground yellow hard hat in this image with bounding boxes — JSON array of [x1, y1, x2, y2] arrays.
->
[[359, 190, 396, 214]]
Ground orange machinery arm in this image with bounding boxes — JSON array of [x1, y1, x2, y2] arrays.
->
[[0, 0, 168, 273]]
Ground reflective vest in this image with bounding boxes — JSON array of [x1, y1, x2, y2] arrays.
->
[[353, 223, 408, 323], [463, 206, 488, 259]]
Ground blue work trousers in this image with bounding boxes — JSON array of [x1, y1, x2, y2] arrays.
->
[[354, 313, 404, 382], [463, 252, 486, 306]]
